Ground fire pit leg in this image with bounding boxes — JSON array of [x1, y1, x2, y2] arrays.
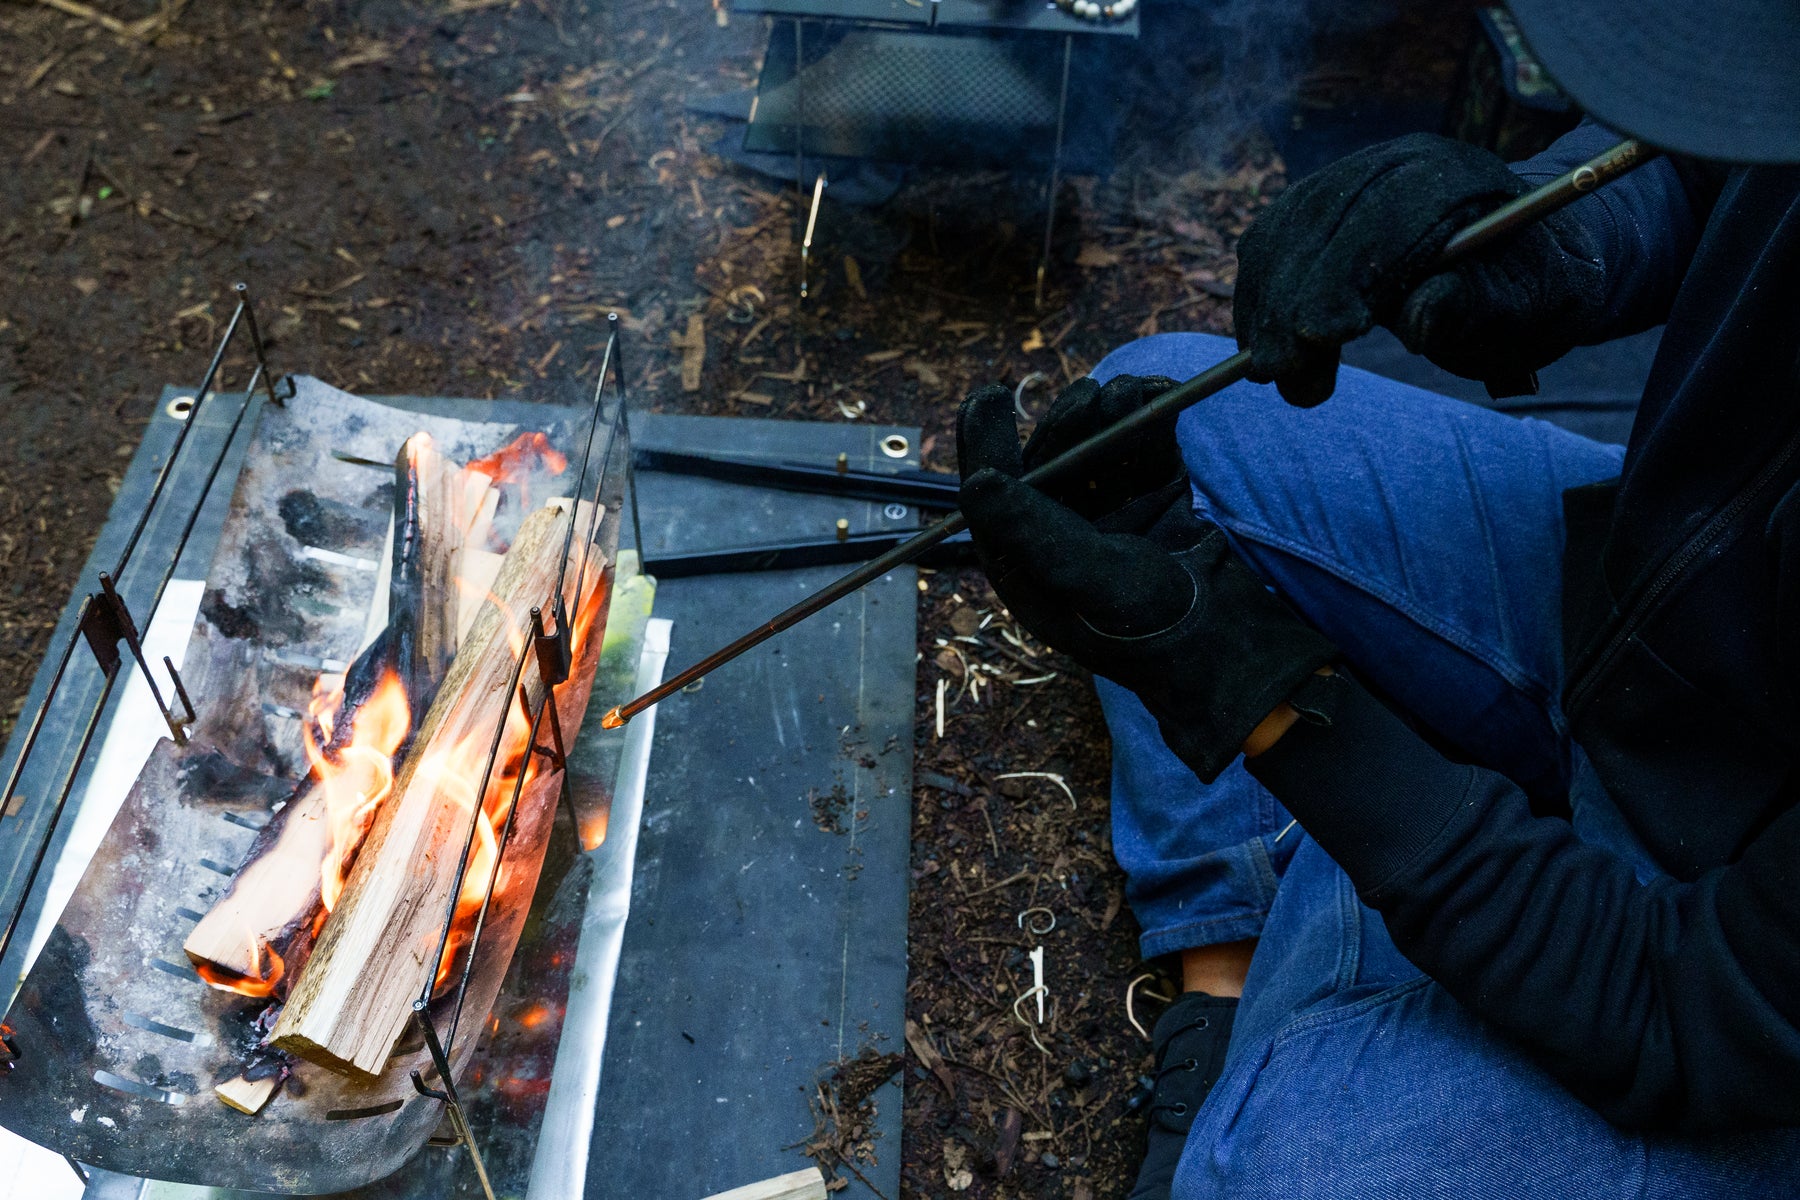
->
[[410, 1001, 498, 1200]]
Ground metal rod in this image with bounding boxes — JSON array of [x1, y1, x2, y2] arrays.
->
[[108, 295, 247, 580], [551, 322, 618, 642], [615, 322, 648, 561], [234, 281, 284, 409], [444, 663, 553, 1054], [601, 138, 1656, 731], [0, 671, 118, 981], [411, 1003, 498, 1200]]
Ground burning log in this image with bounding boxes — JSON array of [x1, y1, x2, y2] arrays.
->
[[184, 433, 484, 993], [270, 501, 603, 1077], [389, 432, 465, 706]]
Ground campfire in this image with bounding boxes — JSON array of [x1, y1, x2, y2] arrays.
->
[[0, 365, 631, 1195]]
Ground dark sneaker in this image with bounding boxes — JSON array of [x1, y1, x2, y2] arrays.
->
[[1127, 991, 1239, 1200]]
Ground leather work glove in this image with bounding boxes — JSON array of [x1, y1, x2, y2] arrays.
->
[[1234, 132, 1607, 407], [958, 377, 1338, 782]]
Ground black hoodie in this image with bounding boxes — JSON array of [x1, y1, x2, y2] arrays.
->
[[1248, 121, 1800, 1132]]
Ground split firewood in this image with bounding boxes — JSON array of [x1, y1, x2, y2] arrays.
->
[[701, 1168, 829, 1200], [183, 777, 328, 987], [214, 1072, 281, 1116], [272, 501, 605, 1076], [187, 435, 471, 991]]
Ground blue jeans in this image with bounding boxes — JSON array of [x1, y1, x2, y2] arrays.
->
[[1090, 334, 1800, 1198]]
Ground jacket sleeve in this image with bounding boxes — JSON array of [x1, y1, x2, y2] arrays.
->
[[1246, 673, 1800, 1133], [1511, 120, 1721, 340]]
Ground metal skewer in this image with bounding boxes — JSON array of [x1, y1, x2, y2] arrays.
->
[[601, 137, 1655, 731]]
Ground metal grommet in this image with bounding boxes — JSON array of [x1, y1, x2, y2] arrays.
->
[[165, 395, 196, 421], [880, 433, 909, 459], [883, 503, 908, 522], [1169, 1102, 1188, 1116]]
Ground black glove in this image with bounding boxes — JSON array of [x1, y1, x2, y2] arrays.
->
[[958, 378, 1337, 782], [1235, 132, 1607, 407]]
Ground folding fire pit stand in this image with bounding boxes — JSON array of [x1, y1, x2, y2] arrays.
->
[[0, 299, 919, 1198], [733, 0, 1138, 303], [0, 301, 662, 1198]]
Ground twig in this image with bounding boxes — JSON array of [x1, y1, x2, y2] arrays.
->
[[35, 0, 130, 35], [977, 798, 1002, 860], [33, 0, 188, 38], [962, 868, 1032, 899]]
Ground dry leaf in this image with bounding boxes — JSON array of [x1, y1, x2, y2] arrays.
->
[[1020, 327, 1046, 353], [843, 254, 868, 299], [1076, 243, 1122, 268]]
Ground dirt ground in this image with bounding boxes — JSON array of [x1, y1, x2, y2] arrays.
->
[[0, 1, 1468, 1195]]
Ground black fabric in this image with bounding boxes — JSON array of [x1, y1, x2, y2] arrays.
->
[[1240, 130, 1800, 1132], [957, 380, 1337, 782], [1234, 133, 1608, 406], [1508, 0, 1800, 165], [1128, 992, 1238, 1200]]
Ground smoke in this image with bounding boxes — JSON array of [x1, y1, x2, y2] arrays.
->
[[1125, 0, 1403, 170]]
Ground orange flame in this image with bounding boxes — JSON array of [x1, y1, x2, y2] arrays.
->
[[306, 671, 411, 913], [466, 432, 569, 513], [195, 924, 285, 998]]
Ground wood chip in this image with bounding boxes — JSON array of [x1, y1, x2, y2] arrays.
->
[[215, 1073, 279, 1115], [904, 1019, 957, 1098], [670, 313, 706, 392]]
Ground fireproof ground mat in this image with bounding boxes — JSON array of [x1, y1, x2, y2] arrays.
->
[[587, 414, 917, 1200]]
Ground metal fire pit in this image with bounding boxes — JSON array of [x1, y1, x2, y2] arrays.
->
[[0, 299, 653, 1198]]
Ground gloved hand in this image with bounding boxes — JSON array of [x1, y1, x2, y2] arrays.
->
[[1234, 132, 1607, 407], [958, 377, 1337, 782]]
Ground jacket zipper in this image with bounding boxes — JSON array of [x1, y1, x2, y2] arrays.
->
[[1565, 424, 1800, 718]]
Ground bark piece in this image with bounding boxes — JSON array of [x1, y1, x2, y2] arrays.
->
[[389, 432, 463, 707]]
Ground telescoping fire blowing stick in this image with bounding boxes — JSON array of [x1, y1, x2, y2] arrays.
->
[[600, 137, 1655, 731]]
